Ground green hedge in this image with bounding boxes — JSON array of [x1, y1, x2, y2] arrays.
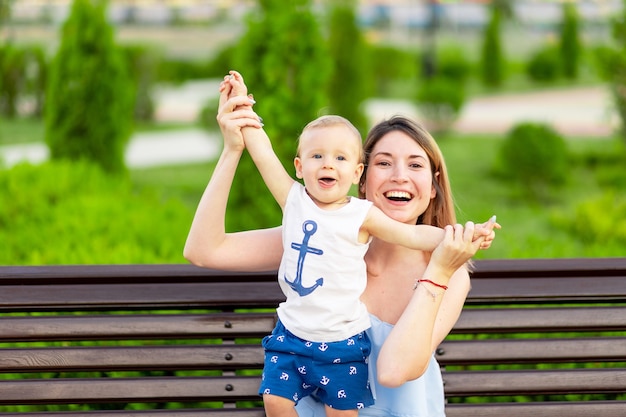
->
[[0, 160, 192, 265]]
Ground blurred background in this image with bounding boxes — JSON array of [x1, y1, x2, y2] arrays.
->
[[1, 0, 625, 264]]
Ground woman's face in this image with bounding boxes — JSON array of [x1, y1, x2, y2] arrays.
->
[[362, 131, 436, 225]]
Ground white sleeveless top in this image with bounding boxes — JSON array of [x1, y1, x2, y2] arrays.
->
[[295, 314, 446, 417], [277, 182, 373, 342]]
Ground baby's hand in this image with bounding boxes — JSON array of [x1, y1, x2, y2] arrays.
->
[[474, 215, 501, 250], [218, 70, 248, 101]]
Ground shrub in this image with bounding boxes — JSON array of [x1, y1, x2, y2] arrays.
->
[[527, 44, 560, 82], [369, 44, 417, 96], [0, 160, 192, 265], [416, 76, 465, 131], [494, 122, 569, 198]]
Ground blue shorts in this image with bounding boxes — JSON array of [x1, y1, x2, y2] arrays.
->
[[258, 320, 374, 410]]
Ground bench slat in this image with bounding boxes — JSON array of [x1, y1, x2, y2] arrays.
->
[[0, 345, 264, 372], [437, 337, 626, 365], [442, 368, 626, 396], [0, 283, 284, 312], [0, 376, 262, 404], [452, 306, 626, 333], [446, 401, 626, 417], [0, 313, 276, 342]]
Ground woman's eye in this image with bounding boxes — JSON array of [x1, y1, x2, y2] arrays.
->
[[409, 163, 424, 169], [375, 161, 391, 167]]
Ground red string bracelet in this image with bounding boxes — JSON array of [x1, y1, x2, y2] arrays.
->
[[417, 279, 448, 291]]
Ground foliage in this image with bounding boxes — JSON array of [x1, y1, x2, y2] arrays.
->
[[368, 44, 417, 97], [0, 42, 25, 118], [45, 0, 134, 174], [559, 1, 581, 80], [526, 43, 560, 82], [493, 122, 569, 200], [481, 5, 504, 87], [417, 44, 470, 131], [325, 0, 371, 135], [416, 76, 465, 132], [556, 192, 626, 247], [593, 1, 626, 145], [0, 43, 48, 118], [122, 44, 159, 122], [227, 0, 332, 231], [0, 160, 192, 265]]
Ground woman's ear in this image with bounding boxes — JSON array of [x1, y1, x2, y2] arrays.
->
[[431, 171, 440, 199]]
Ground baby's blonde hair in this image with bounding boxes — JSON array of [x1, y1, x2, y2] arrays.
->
[[297, 115, 364, 161]]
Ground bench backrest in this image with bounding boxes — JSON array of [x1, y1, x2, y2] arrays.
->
[[1, 258, 625, 415]]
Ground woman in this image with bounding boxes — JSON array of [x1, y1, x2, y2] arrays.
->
[[184, 90, 497, 416]]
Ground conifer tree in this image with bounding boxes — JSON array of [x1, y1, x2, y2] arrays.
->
[[228, 0, 332, 231], [45, 0, 133, 174], [559, 1, 581, 79], [326, 0, 371, 135]]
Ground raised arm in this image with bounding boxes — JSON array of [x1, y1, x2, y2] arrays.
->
[[376, 222, 484, 387], [226, 71, 294, 209], [183, 85, 283, 272]]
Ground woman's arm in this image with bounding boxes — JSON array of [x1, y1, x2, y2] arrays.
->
[[183, 92, 283, 272], [376, 223, 480, 387]]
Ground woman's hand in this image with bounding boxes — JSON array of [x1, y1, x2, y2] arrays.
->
[[429, 222, 487, 278], [216, 78, 263, 153]]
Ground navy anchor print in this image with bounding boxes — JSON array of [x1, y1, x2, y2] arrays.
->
[[285, 220, 324, 296]]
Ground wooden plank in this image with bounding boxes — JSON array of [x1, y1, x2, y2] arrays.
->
[[466, 275, 626, 304], [451, 306, 626, 333], [471, 258, 626, 278], [0, 282, 284, 312], [442, 368, 626, 396], [446, 401, 626, 417], [0, 313, 276, 342], [0, 345, 264, 372], [437, 337, 626, 365], [0, 376, 262, 405]]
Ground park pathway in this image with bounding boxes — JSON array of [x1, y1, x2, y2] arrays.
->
[[0, 83, 616, 169]]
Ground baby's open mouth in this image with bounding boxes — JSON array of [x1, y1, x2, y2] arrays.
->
[[385, 191, 412, 201]]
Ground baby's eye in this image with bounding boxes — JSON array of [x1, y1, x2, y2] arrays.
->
[[337, 155, 347, 161], [312, 154, 322, 159]]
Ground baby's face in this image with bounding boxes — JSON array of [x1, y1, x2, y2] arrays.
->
[[294, 125, 364, 208]]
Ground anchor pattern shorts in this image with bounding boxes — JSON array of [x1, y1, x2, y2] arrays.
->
[[258, 320, 374, 410]]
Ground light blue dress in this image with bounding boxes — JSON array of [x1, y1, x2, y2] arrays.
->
[[295, 314, 446, 417]]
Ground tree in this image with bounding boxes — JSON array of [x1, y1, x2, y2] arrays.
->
[[596, 0, 626, 144], [481, 4, 504, 87], [325, 0, 371, 135], [559, 1, 581, 79], [45, 0, 134, 174], [228, 0, 332, 231]]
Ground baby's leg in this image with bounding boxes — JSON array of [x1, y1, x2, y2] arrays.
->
[[263, 393, 299, 417]]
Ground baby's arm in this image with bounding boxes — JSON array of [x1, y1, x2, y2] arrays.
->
[[225, 70, 294, 209], [362, 208, 500, 252], [361, 206, 444, 251]]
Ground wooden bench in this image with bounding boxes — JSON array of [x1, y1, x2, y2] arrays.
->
[[0, 258, 625, 416]]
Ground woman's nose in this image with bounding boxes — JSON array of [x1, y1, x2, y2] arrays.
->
[[390, 165, 408, 182]]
